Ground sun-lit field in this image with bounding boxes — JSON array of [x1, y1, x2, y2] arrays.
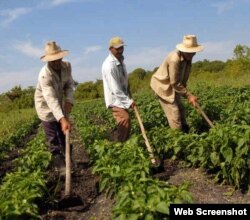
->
[[0, 108, 37, 137]]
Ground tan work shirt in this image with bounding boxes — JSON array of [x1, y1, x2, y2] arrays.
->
[[150, 50, 192, 103], [34, 61, 74, 122]]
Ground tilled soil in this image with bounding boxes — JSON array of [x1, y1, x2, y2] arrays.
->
[[40, 120, 250, 219], [168, 167, 250, 204], [1, 121, 250, 220], [40, 121, 114, 220]]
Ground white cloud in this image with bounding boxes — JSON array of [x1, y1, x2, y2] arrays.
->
[[126, 47, 168, 72], [212, 0, 235, 14], [13, 41, 43, 58], [0, 7, 32, 27], [70, 45, 103, 65], [211, 0, 250, 14], [39, 0, 97, 8], [196, 40, 235, 61], [125, 42, 235, 72], [55, 45, 104, 84], [84, 45, 102, 55], [0, 68, 38, 93], [73, 65, 102, 83], [51, 0, 77, 6], [0, 0, 96, 27]]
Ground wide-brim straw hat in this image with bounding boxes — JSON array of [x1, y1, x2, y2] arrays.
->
[[176, 35, 204, 53], [40, 41, 68, 62]]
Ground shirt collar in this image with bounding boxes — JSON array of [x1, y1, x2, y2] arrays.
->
[[109, 53, 124, 66], [46, 61, 66, 75]]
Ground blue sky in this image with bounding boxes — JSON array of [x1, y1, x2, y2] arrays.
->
[[1, 0, 250, 93]]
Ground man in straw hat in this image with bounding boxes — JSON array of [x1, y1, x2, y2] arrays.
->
[[102, 36, 136, 142], [34, 41, 75, 172], [150, 35, 204, 133]]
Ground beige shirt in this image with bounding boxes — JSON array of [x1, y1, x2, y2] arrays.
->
[[150, 50, 192, 103], [34, 61, 74, 122]]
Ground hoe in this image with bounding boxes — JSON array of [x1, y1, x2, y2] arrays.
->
[[58, 129, 83, 209], [195, 103, 214, 128], [134, 105, 162, 167]]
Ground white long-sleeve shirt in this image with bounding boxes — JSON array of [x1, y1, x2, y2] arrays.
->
[[34, 61, 74, 122], [102, 53, 132, 109]]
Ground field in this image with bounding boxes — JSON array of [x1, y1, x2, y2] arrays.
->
[[0, 83, 250, 219]]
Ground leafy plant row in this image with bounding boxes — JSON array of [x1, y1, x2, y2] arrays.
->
[[73, 102, 193, 220], [0, 115, 40, 160], [148, 124, 250, 191], [135, 85, 250, 190], [72, 84, 250, 219], [0, 129, 51, 219]]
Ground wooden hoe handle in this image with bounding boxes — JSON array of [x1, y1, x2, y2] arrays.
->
[[195, 103, 214, 128], [65, 129, 71, 196], [134, 106, 156, 165]]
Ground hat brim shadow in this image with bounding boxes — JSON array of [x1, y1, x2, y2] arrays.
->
[[40, 50, 68, 62], [176, 44, 204, 53]]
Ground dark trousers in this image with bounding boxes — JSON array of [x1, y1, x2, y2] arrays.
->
[[42, 120, 65, 154]]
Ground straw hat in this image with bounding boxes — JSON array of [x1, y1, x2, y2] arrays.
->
[[109, 37, 125, 48], [176, 35, 204, 53], [40, 41, 68, 62]]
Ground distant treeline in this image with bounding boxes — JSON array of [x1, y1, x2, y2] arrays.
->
[[1, 44, 250, 112], [74, 44, 250, 100]]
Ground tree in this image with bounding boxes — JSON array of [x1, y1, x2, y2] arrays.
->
[[74, 81, 99, 100], [129, 68, 146, 80], [95, 79, 104, 98], [1, 86, 35, 111], [233, 44, 250, 59], [192, 59, 226, 73], [6, 86, 22, 101], [128, 68, 148, 93]]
